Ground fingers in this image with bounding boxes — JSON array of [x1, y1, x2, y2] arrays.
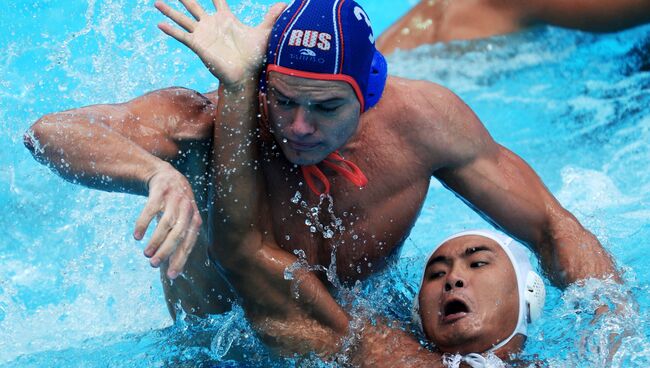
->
[[212, 0, 230, 13], [167, 214, 202, 279], [134, 195, 163, 241], [158, 22, 192, 47], [146, 199, 202, 280], [179, 0, 208, 20], [260, 2, 287, 30], [144, 204, 180, 265], [155, 1, 196, 32]]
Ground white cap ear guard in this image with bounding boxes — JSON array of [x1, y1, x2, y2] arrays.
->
[[525, 270, 546, 323], [413, 229, 546, 353]]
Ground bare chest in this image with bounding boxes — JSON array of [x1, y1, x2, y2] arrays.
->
[[261, 148, 431, 282]]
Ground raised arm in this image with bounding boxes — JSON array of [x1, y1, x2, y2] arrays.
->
[[155, 0, 346, 352], [156, 0, 443, 364], [24, 87, 215, 278], [417, 83, 619, 288]]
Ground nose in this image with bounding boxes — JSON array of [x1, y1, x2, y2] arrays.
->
[[444, 268, 466, 292], [444, 279, 464, 291], [290, 107, 315, 138]]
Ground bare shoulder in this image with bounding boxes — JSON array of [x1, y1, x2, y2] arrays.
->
[[125, 87, 217, 142], [380, 77, 495, 170]]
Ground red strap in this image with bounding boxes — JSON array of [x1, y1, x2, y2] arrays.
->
[[301, 151, 368, 196], [301, 165, 331, 195]]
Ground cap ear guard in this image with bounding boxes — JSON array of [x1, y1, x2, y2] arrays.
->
[[364, 50, 387, 110], [525, 270, 546, 323]]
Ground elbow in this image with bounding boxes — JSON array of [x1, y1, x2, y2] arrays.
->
[[23, 114, 53, 159]]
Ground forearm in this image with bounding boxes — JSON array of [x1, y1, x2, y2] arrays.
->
[[230, 248, 442, 364], [211, 82, 267, 255], [527, 0, 650, 32], [210, 82, 350, 353], [229, 245, 350, 355], [351, 322, 443, 368], [437, 145, 620, 288], [540, 211, 620, 288], [25, 110, 167, 195]]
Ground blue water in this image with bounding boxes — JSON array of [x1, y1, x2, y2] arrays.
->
[[1, 0, 649, 366]]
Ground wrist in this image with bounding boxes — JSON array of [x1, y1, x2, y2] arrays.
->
[[221, 78, 258, 95], [142, 160, 173, 194]]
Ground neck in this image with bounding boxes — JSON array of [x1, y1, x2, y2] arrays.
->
[[489, 333, 526, 360]]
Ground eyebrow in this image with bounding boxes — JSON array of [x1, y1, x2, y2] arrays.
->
[[465, 245, 493, 256], [269, 84, 348, 104], [425, 245, 495, 269]]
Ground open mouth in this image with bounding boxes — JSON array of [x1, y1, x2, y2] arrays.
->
[[442, 299, 470, 322]]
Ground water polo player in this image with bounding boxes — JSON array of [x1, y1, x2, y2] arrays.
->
[[26, 0, 619, 355], [415, 230, 546, 366]]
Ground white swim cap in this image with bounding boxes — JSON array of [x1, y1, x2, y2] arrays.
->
[[412, 229, 546, 353]]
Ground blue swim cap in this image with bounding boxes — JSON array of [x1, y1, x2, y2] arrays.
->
[[261, 0, 387, 112]]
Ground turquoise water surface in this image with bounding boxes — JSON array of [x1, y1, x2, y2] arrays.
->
[[1, 0, 649, 367]]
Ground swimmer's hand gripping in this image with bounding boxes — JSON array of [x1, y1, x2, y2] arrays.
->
[[155, 0, 286, 87]]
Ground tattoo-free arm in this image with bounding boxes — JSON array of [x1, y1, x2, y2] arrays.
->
[[25, 87, 213, 195], [524, 0, 650, 32], [425, 86, 620, 288], [24, 87, 215, 278]]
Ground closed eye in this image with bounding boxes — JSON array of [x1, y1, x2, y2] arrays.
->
[[277, 98, 297, 109], [316, 103, 341, 113]]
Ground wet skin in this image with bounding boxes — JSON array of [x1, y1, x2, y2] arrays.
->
[[376, 0, 650, 55], [22, 0, 624, 362], [26, 70, 619, 318], [419, 235, 522, 356]]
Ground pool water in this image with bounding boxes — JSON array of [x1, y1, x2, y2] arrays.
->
[[1, 0, 649, 366]]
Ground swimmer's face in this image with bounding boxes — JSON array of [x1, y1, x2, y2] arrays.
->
[[266, 72, 361, 165], [418, 235, 521, 355]]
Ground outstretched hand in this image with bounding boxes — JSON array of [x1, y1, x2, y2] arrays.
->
[[155, 0, 286, 87]]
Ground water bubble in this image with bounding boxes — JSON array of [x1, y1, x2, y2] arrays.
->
[[285, 235, 291, 241], [352, 234, 359, 240], [323, 229, 334, 239], [309, 226, 317, 233], [293, 249, 306, 259], [305, 219, 312, 226], [290, 191, 301, 204]]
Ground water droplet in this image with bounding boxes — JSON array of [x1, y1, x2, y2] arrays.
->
[[282, 138, 288, 143], [305, 219, 312, 226], [309, 226, 317, 233], [352, 234, 359, 240], [291, 191, 301, 204], [285, 235, 291, 241]]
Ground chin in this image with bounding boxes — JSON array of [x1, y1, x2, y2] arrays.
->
[[434, 322, 486, 354], [280, 145, 329, 166]]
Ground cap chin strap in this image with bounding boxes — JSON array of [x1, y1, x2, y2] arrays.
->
[[461, 353, 488, 368], [301, 151, 368, 195]]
